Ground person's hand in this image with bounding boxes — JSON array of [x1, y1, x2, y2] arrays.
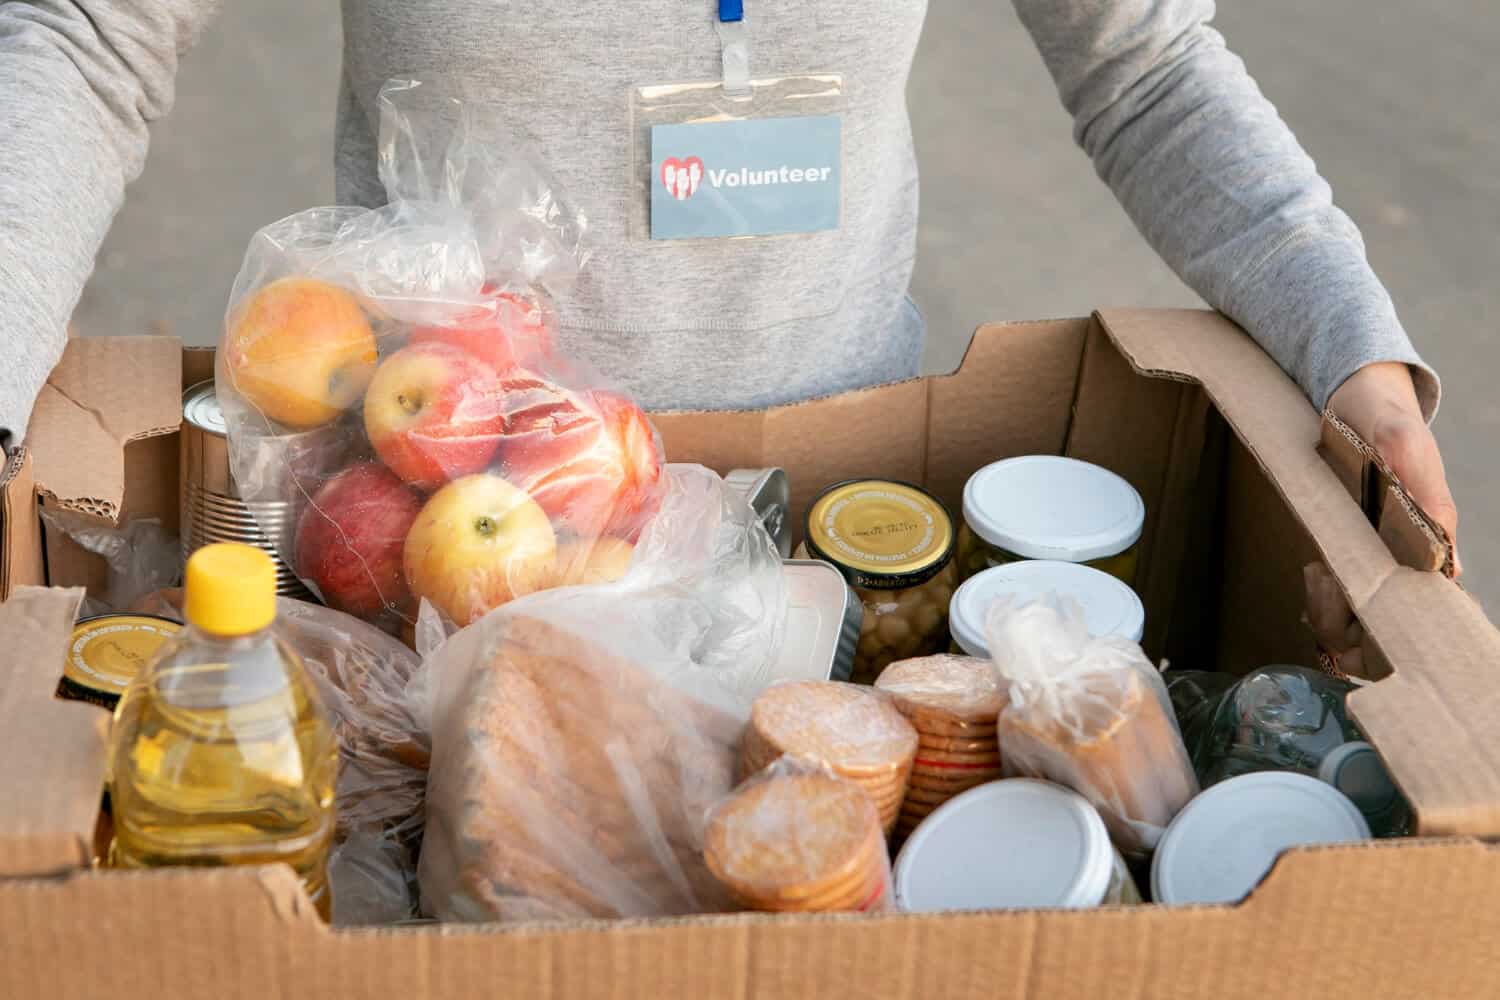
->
[[1328, 362, 1459, 570], [1305, 363, 1458, 672]]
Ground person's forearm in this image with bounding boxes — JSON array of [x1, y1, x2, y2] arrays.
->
[[1011, 0, 1437, 415], [0, 1, 219, 443]]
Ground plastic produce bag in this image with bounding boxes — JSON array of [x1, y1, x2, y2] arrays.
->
[[418, 465, 787, 922], [131, 588, 428, 924], [40, 510, 179, 616], [216, 78, 663, 634], [984, 595, 1197, 856]]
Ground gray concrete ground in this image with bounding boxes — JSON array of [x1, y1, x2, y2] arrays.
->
[[74, 1, 1500, 608]]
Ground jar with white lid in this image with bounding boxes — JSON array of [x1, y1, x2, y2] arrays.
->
[[797, 479, 957, 686], [959, 456, 1145, 585], [948, 560, 1145, 659], [1151, 771, 1371, 905], [894, 778, 1139, 912]]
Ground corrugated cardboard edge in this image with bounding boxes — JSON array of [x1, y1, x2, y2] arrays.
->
[[1320, 410, 1453, 576], [5, 840, 1500, 999], [0, 586, 101, 876], [1094, 309, 1500, 836], [26, 337, 183, 521], [0, 449, 45, 599]]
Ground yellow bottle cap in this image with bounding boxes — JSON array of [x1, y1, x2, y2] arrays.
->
[[184, 543, 277, 636]]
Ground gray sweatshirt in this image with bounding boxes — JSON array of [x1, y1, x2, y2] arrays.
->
[[0, 1, 1437, 445]]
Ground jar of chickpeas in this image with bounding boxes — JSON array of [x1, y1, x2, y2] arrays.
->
[[958, 456, 1144, 585], [798, 480, 957, 686]]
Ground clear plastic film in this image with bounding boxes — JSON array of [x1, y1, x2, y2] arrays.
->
[[704, 755, 893, 914], [983, 595, 1197, 857], [628, 74, 845, 241], [216, 79, 661, 636], [40, 511, 180, 616], [741, 681, 916, 834], [873, 653, 1008, 729], [417, 465, 787, 922]]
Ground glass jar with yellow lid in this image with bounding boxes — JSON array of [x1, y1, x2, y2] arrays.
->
[[796, 480, 957, 685], [958, 456, 1144, 585]]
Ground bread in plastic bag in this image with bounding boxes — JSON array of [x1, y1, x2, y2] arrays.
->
[[130, 587, 428, 924], [984, 595, 1197, 856], [740, 681, 917, 835], [215, 78, 662, 634], [417, 464, 787, 922], [705, 755, 893, 914]]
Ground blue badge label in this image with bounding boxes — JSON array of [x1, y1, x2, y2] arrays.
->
[[651, 115, 841, 240]]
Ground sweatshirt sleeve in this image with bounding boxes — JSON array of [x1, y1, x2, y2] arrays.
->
[[1010, 0, 1438, 416], [0, 1, 220, 445]]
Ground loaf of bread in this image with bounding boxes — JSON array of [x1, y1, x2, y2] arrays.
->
[[420, 614, 743, 922]]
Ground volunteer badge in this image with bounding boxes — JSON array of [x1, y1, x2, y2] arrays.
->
[[650, 115, 841, 239]]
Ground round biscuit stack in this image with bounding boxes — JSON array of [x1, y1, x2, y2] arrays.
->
[[740, 681, 918, 835], [874, 654, 1008, 841], [704, 764, 891, 913]]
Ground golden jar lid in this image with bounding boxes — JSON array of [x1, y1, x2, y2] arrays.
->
[[60, 614, 181, 708], [804, 480, 955, 590]]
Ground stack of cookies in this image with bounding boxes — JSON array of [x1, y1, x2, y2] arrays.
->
[[704, 761, 892, 913], [740, 681, 918, 834], [874, 654, 1008, 841]]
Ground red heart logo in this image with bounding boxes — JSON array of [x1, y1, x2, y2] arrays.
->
[[660, 156, 704, 200]]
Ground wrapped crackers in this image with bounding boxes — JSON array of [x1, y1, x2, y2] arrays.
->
[[874, 654, 1007, 841], [740, 681, 918, 834], [705, 757, 892, 914], [983, 595, 1197, 856]]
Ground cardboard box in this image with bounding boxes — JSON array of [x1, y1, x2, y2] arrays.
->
[[5, 310, 1500, 999]]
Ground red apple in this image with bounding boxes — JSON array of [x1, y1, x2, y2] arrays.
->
[[294, 462, 424, 617], [363, 342, 509, 491], [498, 385, 664, 540], [408, 290, 552, 373], [403, 473, 558, 627]]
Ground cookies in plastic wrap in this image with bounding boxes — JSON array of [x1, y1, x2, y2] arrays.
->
[[984, 596, 1197, 856], [741, 681, 917, 835], [875, 654, 1007, 839], [705, 756, 893, 914]]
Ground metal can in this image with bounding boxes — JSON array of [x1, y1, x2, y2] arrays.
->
[[58, 613, 182, 709], [180, 380, 315, 600]]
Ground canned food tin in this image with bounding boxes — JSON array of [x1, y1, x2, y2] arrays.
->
[[58, 613, 181, 709], [180, 381, 315, 600]]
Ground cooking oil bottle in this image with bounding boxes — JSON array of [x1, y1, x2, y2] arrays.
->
[[108, 543, 339, 918]]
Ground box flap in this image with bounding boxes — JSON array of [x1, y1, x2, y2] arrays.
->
[[0, 586, 103, 876], [1096, 309, 1500, 835], [26, 337, 182, 521], [1, 449, 45, 599]]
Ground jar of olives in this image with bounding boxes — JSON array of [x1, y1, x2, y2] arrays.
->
[[799, 480, 957, 686], [959, 456, 1144, 585]]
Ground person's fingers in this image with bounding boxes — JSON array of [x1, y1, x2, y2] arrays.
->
[[1303, 561, 1361, 654], [1371, 409, 1462, 575]]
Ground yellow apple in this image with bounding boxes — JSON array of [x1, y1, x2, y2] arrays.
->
[[224, 277, 378, 428], [403, 473, 557, 627], [551, 537, 636, 587]]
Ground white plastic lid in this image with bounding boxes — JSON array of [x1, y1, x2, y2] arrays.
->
[[963, 456, 1144, 562], [894, 779, 1114, 912], [949, 560, 1145, 657], [1317, 741, 1399, 816], [1152, 772, 1371, 906]]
